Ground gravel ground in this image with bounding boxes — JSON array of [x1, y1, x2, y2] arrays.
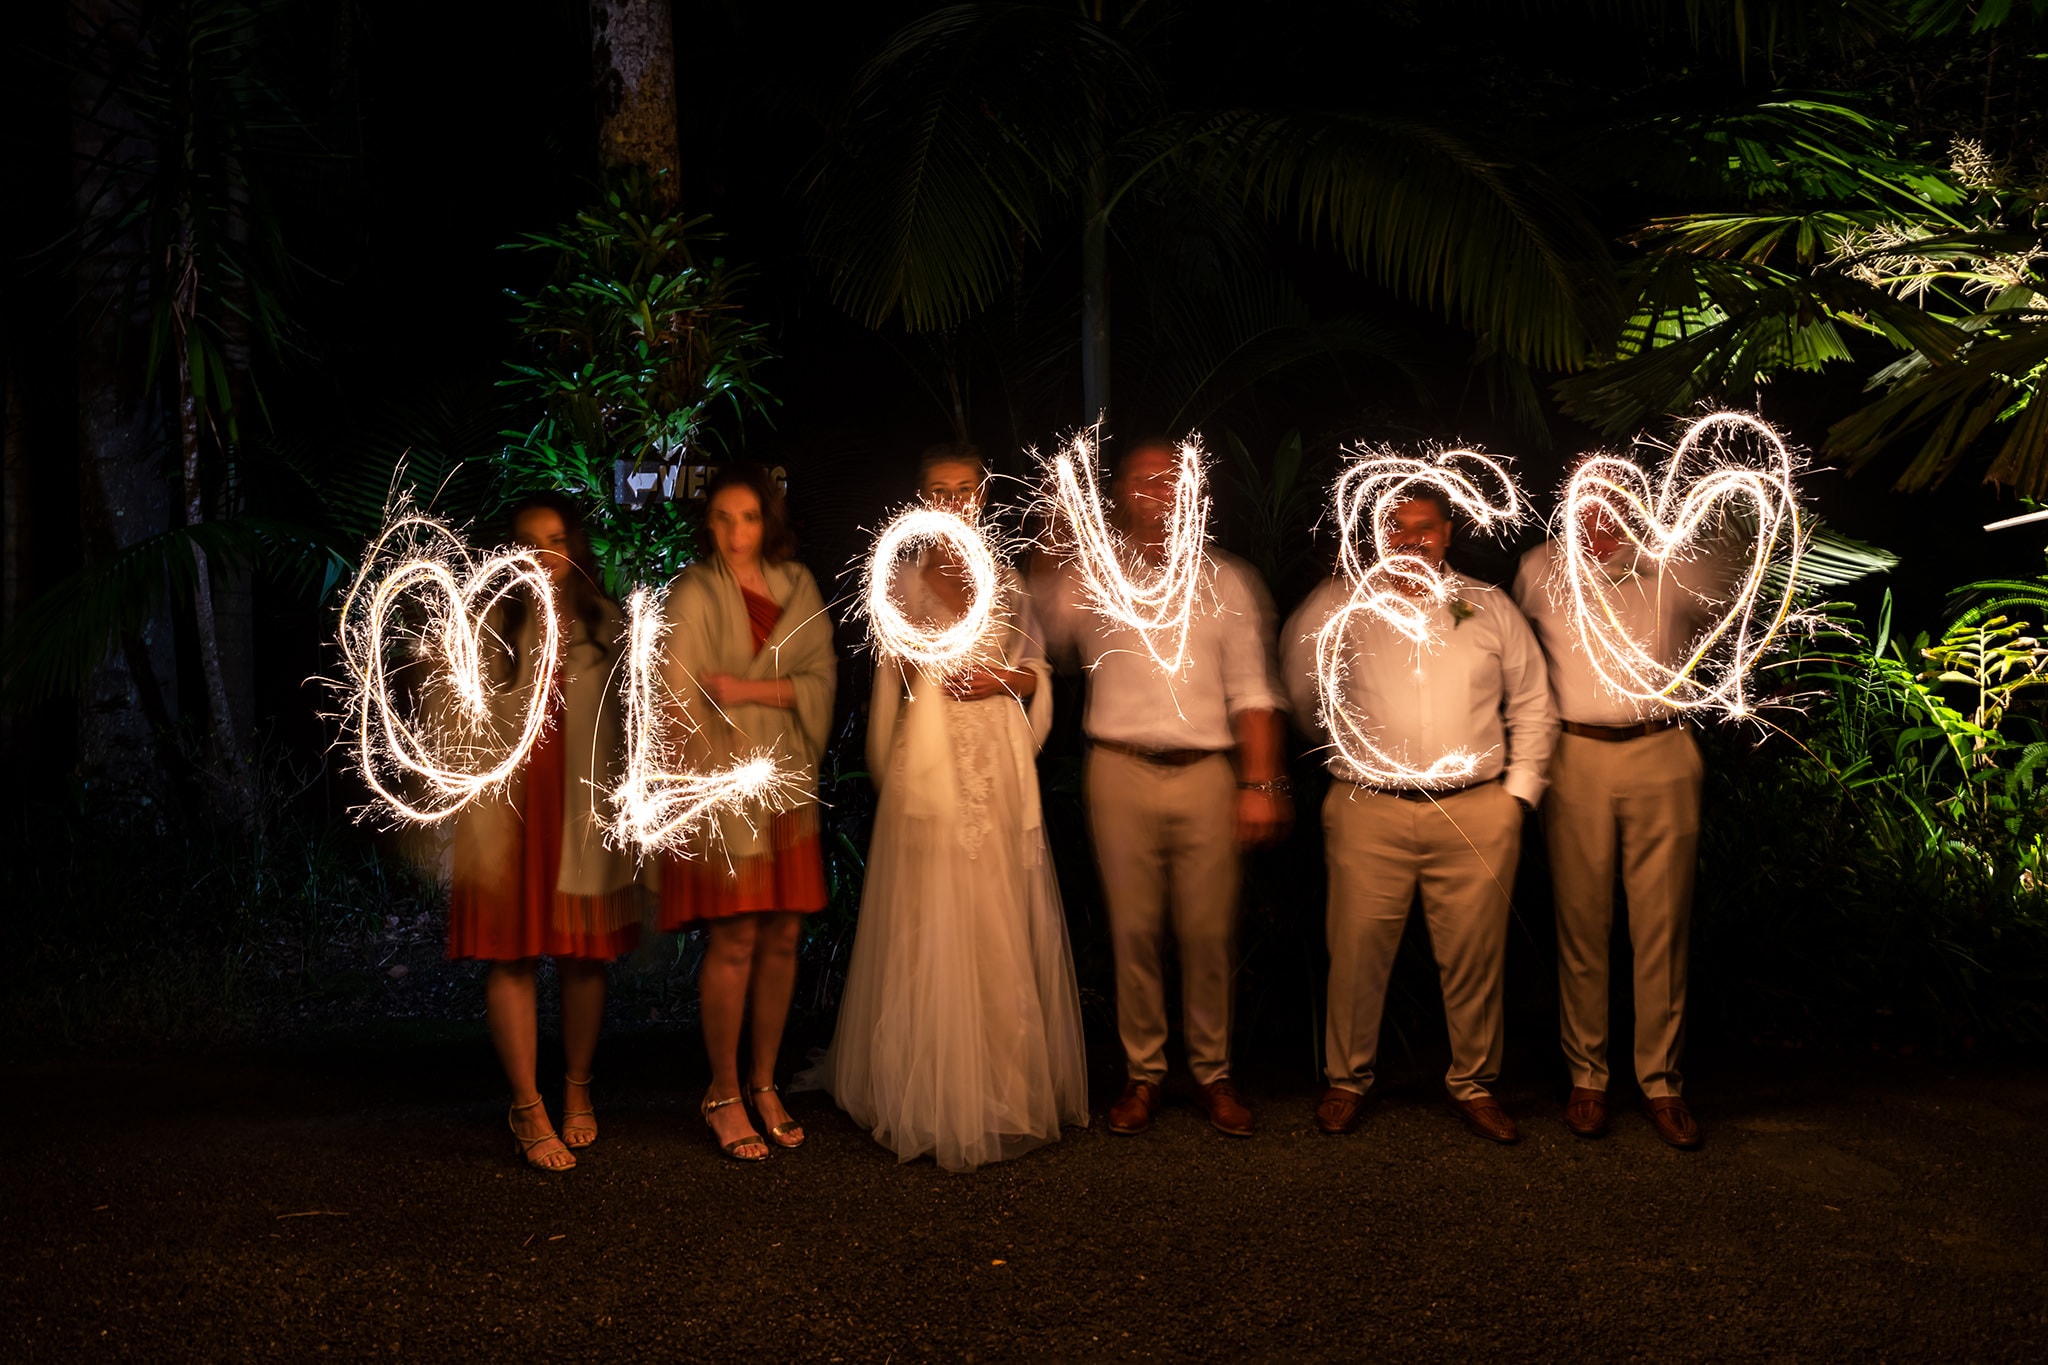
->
[[4, 1031, 2045, 1362]]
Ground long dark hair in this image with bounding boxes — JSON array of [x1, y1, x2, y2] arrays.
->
[[698, 461, 797, 565], [504, 491, 612, 667]]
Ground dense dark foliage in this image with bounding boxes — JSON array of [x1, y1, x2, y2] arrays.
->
[[1, 1, 2043, 1060]]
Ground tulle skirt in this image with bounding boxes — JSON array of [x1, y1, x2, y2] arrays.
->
[[799, 747, 1089, 1172]]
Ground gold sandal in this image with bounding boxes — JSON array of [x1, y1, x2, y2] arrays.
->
[[562, 1074, 597, 1150], [751, 1082, 805, 1149], [701, 1091, 769, 1162], [509, 1097, 575, 1172]]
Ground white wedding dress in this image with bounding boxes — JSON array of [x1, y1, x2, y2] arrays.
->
[[798, 562, 1089, 1172]]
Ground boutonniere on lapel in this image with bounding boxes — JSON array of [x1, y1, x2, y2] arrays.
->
[[1447, 595, 1477, 628]]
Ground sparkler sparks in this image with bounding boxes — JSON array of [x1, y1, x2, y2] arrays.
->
[[1040, 431, 1210, 676], [336, 505, 561, 824], [1312, 446, 1528, 786], [860, 506, 1001, 673], [607, 587, 800, 856], [1557, 410, 1805, 719]]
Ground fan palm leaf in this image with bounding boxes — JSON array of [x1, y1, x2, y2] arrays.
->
[[1181, 109, 1616, 372], [801, 3, 1156, 332]]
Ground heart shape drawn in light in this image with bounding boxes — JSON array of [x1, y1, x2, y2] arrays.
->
[[1314, 446, 1527, 787], [608, 586, 802, 857], [1557, 411, 1804, 719], [337, 508, 562, 824], [1042, 430, 1210, 677]]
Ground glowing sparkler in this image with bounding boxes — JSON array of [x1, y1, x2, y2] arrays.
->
[[1314, 446, 1527, 787], [1041, 431, 1210, 676], [1557, 411, 1804, 719], [608, 586, 800, 856], [860, 506, 1001, 673], [336, 504, 561, 824]]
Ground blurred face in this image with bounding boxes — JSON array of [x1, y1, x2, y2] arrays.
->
[[1387, 497, 1451, 570], [514, 506, 575, 586], [920, 459, 983, 516], [1577, 502, 1624, 561], [1114, 445, 1178, 542], [708, 485, 765, 567]]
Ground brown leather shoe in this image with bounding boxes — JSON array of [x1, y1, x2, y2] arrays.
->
[[1107, 1079, 1162, 1135], [1447, 1094, 1519, 1144], [1196, 1079, 1255, 1137], [1564, 1086, 1609, 1138], [1315, 1086, 1369, 1135], [1645, 1095, 1702, 1150]]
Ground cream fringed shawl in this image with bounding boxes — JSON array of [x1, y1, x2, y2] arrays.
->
[[660, 556, 837, 864], [450, 599, 634, 902]]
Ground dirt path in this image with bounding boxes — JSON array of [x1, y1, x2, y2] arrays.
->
[[4, 1032, 2044, 1361]]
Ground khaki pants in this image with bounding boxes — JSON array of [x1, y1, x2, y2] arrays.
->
[[1085, 748, 1240, 1085], [1323, 780, 1523, 1102], [1544, 727, 1702, 1099]]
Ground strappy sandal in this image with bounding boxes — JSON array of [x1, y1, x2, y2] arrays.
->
[[562, 1074, 597, 1150], [509, 1097, 575, 1172], [751, 1082, 806, 1149], [701, 1091, 769, 1162]]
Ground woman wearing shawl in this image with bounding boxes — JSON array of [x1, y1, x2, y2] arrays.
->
[[800, 445, 1088, 1173], [658, 463, 837, 1161], [448, 493, 637, 1173]]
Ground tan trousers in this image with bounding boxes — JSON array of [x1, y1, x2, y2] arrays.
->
[[1085, 748, 1240, 1085], [1323, 780, 1523, 1102], [1544, 727, 1702, 1099]]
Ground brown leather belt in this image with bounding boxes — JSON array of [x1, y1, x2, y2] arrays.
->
[[1349, 775, 1500, 803], [1090, 737, 1223, 767], [1562, 718, 1681, 742]]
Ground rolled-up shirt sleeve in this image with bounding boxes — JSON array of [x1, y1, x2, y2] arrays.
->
[[1495, 596, 1558, 807], [1217, 558, 1289, 717], [1280, 576, 1342, 738]]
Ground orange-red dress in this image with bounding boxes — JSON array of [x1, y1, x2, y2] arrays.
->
[[658, 586, 830, 925], [447, 688, 639, 962]]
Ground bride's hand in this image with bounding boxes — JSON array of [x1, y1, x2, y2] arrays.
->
[[944, 666, 1011, 701]]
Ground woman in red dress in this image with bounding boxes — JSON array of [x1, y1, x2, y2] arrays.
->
[[447, 493, 637, 1173], [658, 464, 836, 1160]]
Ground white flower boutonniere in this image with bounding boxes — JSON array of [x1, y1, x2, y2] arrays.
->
[[1448, 596, 1476, 628]]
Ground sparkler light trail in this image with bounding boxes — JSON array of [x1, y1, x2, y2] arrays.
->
[[1041, 431, 1210, 676], [608, 586, 800, 856], [1314, 446, 1528, 787], [336, 504, 561, 824], [1557, 410, 1804, 719], [860, 506, 1001, 673]]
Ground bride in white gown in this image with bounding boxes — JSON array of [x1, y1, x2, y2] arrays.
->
[[799, 448, 1089, 1172]]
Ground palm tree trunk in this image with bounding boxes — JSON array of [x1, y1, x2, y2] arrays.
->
[[171, 233, 249, 816], [589, 0, 679, 202], [72, 0, 175, 801], [1081, 147, 1111, 426]]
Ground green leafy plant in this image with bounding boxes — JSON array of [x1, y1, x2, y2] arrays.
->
[[498, 176, 777, 591], [1697, 559, 2048, 1045]]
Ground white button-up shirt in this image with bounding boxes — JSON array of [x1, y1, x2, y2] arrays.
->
[[1282, 572, 1556, 806], [1039, 550, 1289, 752], [1512, 539, 1734, 726]]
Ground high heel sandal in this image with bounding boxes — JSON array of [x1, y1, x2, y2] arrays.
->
[[751, 1082, 806, 1149], [509, 1097, 576, 1172], [701, 1091, 769, 1162], [562, 1074, 597, 1150]]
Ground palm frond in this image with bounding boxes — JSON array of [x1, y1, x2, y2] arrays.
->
[[801, 3, 1156, 332], [1825, 319, 2048, 497], [1181, 109, 1615, 372], [2, 518, 347, 711]]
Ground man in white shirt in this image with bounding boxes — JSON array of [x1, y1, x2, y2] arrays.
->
[[1041, 442, 1292, 1139], [1512, 506, 1728, 1150], [1283, 490, 1555, 1144]]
